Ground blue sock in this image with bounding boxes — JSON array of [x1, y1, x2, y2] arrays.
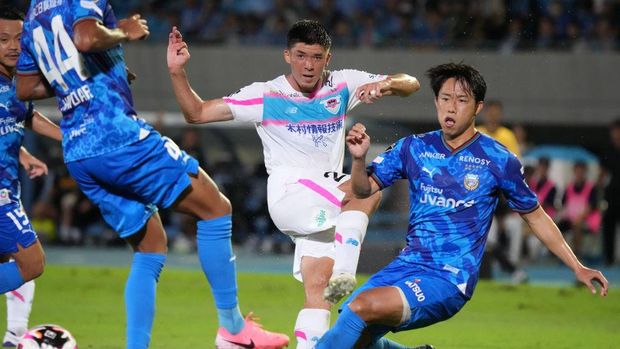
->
[[366, 338, 409, 349], [0, 262, 25, 293], [315, 306, 366, 349], [125, 253, 166, 349], [197, 215, 244, 334]]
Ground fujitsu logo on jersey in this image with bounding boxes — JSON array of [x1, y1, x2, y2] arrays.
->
[[420, 183, 443, 194]]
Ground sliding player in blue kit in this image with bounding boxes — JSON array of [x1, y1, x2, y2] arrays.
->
[[314, 63, 609, 349], [14, 1, 288, 349]]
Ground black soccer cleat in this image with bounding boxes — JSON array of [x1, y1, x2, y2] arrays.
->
[[410, 345, 435, 349]]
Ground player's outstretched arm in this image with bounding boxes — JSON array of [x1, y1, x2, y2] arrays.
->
[[19, 147, 48, 179], [15, 73, 54, 100], [347, 123, 380, 198], [521, 206, 609, 296], [167, 26, 233, 124], [27, 110, 61, 141], [73, 15, 148, 52], [355, 74, 420, 104]]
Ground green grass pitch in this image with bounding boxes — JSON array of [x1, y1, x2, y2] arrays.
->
[[1, 265, 617, 348]]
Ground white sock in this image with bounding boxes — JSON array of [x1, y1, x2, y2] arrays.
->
[[6, 280, 35, 336], [294, 308, 330, 349], [333, 210, 369, 276]]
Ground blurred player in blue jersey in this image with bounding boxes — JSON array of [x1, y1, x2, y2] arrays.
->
[[314, 63, 609, 349], [0, 6, 62, 347], [14, 1, 288, 349]]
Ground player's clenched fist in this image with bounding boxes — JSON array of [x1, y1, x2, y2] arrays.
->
[[355, 79, 392, 104], [346, 123, 370, 160], [167, 26, 190, 73], [118, 14, 149, 41]]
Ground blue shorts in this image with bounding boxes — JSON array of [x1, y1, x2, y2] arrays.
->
[[342, 258, 468, 340], [0, 202, 37, 255], [66, 131, 199, 238]]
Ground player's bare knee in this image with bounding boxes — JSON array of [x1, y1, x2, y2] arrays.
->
[[216, 194, 232, 215], [19, 255, 45, 281], [347, 292, 382, 322], [197, 194, 231, 219]]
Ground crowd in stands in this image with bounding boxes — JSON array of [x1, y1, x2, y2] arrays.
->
[[9, 0, 620, 52], [5, 1, 619, 267]]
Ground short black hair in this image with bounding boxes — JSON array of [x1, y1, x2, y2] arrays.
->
[[426, 63, 487, 103], [611, 118, 620, 129], [287, 19, 331, 51], [0, 6, 25, 21]]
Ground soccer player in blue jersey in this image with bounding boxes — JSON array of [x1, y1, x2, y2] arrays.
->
[[14, 1, 288, 349], [314, 63, 609, 349], [0, 6, 62, 347]]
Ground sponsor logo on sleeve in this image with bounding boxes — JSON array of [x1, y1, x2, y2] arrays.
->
[[0, 189, 11, 206], [404, 279, 426, 302]]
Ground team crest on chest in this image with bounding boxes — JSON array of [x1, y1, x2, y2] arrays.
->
[[464, 173, 479, 191], [320, 95, 341, 115]]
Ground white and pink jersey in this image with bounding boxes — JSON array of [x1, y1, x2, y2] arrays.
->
[[223, 69, 385, 174]]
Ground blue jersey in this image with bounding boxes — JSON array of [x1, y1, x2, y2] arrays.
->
[[0, 74, 33, 207], [368, 130, 539, 298], [17, 0, 143, 162]]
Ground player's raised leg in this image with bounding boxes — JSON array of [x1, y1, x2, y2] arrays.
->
[[317, 286, 404, 349], [174, 169, 289, 349], [325, 182, 381, 304], [3, 280, 35, 347]]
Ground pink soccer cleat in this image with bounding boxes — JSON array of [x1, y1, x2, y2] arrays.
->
[[215, 313, 290, 349]]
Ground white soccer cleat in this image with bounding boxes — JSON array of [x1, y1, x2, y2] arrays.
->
[[3, 329, 23, 348], [323, 273, 357, 304]]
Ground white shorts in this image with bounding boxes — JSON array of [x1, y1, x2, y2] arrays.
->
[[267, 167, 350, 281], [267, 167, 349, 237]]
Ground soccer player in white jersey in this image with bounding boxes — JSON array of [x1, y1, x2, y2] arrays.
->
[[167, 19, 419, 348], [0, 6, 61, 347]]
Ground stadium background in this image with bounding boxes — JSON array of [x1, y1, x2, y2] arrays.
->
[[2, 1, 620, 347]]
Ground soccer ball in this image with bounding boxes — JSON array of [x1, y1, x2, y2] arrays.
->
[[17, 324, 77, 349]]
